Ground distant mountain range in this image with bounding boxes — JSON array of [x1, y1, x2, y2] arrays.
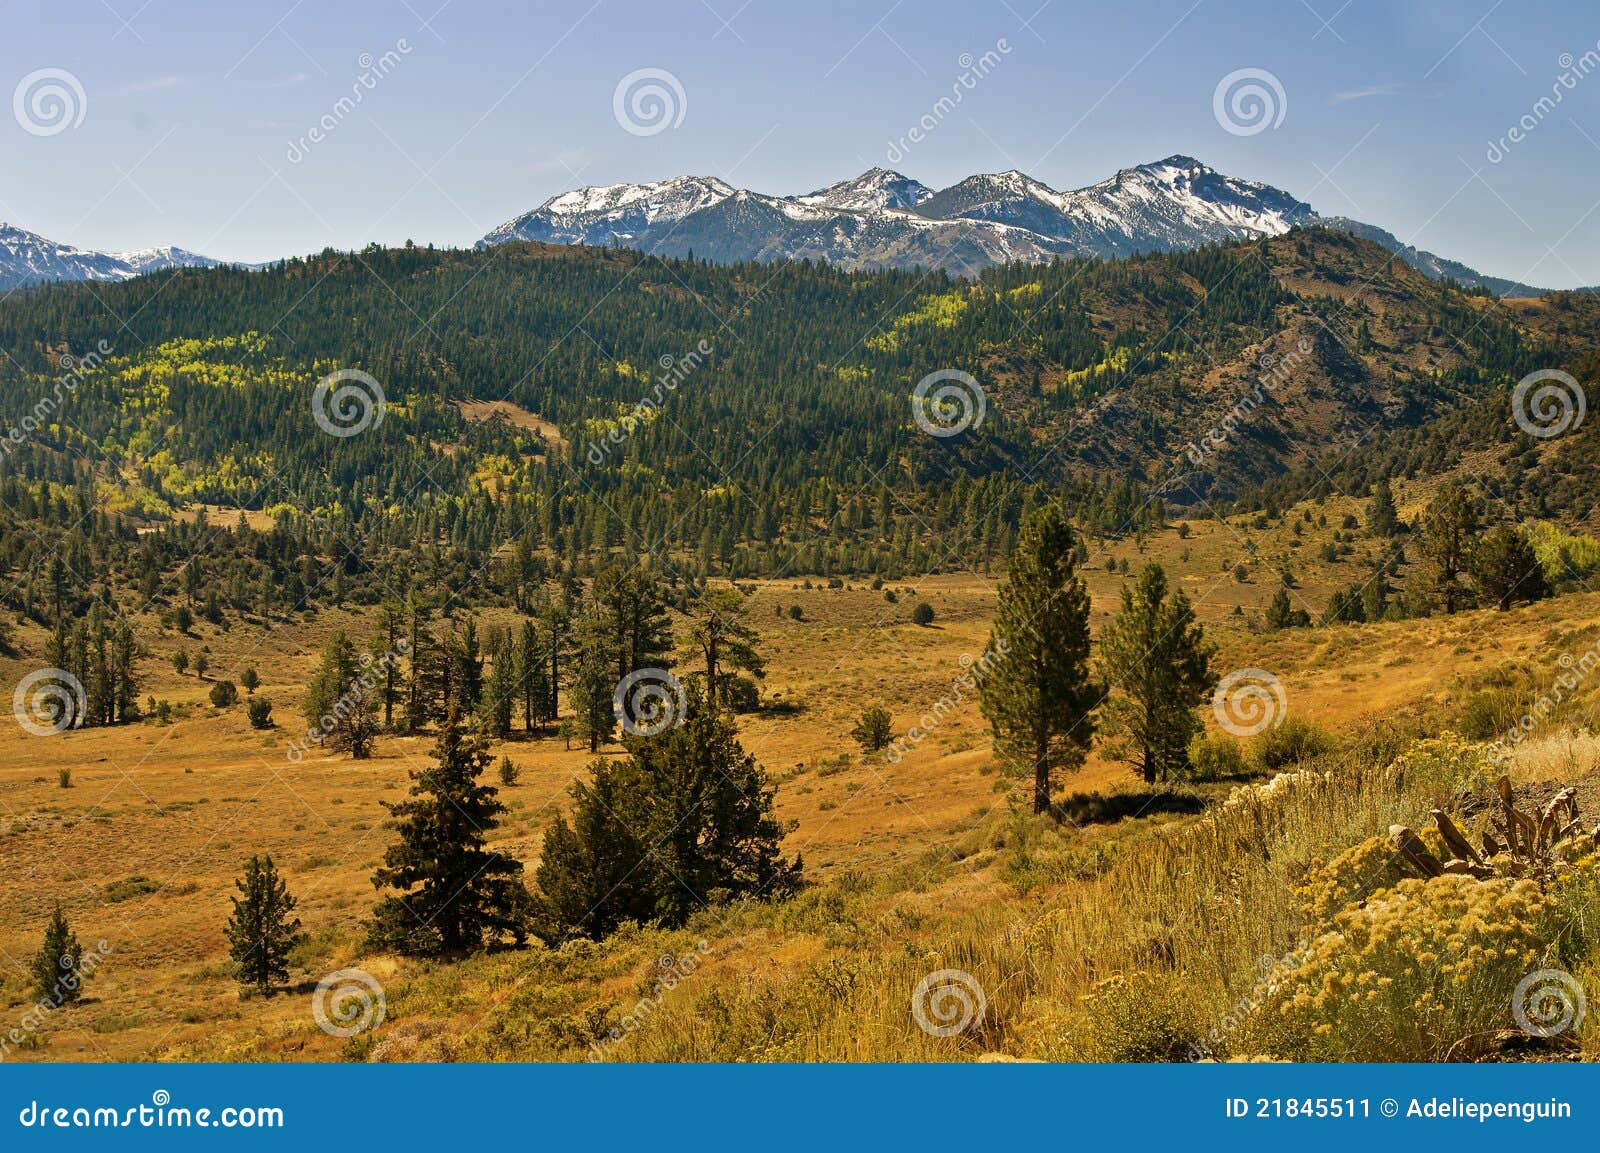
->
[[0, 223, 230, 290], [478, 155, 1550, 295], [0, 156, 1558, 296]]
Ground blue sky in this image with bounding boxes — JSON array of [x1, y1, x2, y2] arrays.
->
[[7, 0, 1600, 286]]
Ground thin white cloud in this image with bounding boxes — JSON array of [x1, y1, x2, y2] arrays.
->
[[245, 73, 311, 90], [1330, 82, 1441, 104]]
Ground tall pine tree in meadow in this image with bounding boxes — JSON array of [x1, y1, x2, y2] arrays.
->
[[225, 855, 304, 994], [591, 563, 675, 683], [369, 710, 529, 954], [687, 587, 764, 707], [1097, 563, 1217, 784], [514, 618, 548, 733], [451, 618, 484, 714], [31, 904, 85, 1004], [569, 612, 618, 752], [302, 630, 381, 758], [979, 505, 1101, 814], [539, 598, 573, 724], [483, 631, 516, 738]]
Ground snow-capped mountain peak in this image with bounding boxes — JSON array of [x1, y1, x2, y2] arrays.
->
[[0, 223, 228, 289], [794, 168, 934, 213], [0, 222, 134, 288], [1063, 154, 1316, 248], [481, 175, 736, 247], [109, 245, 222, 275], [476, 158, 1328, 271]]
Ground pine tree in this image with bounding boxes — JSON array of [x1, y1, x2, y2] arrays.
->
[[404, 602, 440, 732], [534, 695, 799, 940], [451, 618, 484, 713], [1421, 481, 1479, 613], [850, 705, 894, 754], [302, 630, 381, 758], [373, 602, 404, 728], [1097, 563, 1217, 783], [483, 631, 516, 738], [591, 563, 674, 684], [539, 599, 573, 724], [30, 904, 85, 1005], [534, 769, 646, 941], [514, 618, 548, 733], [979, 505, 1101, 814], [1264, 586, 1309, 629], [687, 587, 764, 707], [569, 612, 618, 752], [370, 711, 529, 954], [1361, 568, 1390, 622], [1367, 475, 1400, 537], [1470, 523, 1550, 611], [224, 856, 304, 994]]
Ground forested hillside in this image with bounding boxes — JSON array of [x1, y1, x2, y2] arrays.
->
[[1, 227, 1595, 625]]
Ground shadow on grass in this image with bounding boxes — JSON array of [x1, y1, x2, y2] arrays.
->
[[1054, 789, 1206, 827]]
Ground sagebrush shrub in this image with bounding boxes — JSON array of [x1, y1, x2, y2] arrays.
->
[[1250, 873, 1559, 1061]]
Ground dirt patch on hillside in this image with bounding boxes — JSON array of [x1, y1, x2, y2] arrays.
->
[[455, 399, 566, 450]]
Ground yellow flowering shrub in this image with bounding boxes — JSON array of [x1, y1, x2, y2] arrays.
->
[[1294, 827, 1449, 924], [1385, 733, 1490, 795], [1252, 874, 1553, 1061]]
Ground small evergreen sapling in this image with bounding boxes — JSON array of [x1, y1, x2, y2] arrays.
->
[[225, 855, 304, 994], [850, 706, 894, 754]]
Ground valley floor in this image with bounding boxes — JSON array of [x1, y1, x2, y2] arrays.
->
[[4, 515, 1600, 1061]]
